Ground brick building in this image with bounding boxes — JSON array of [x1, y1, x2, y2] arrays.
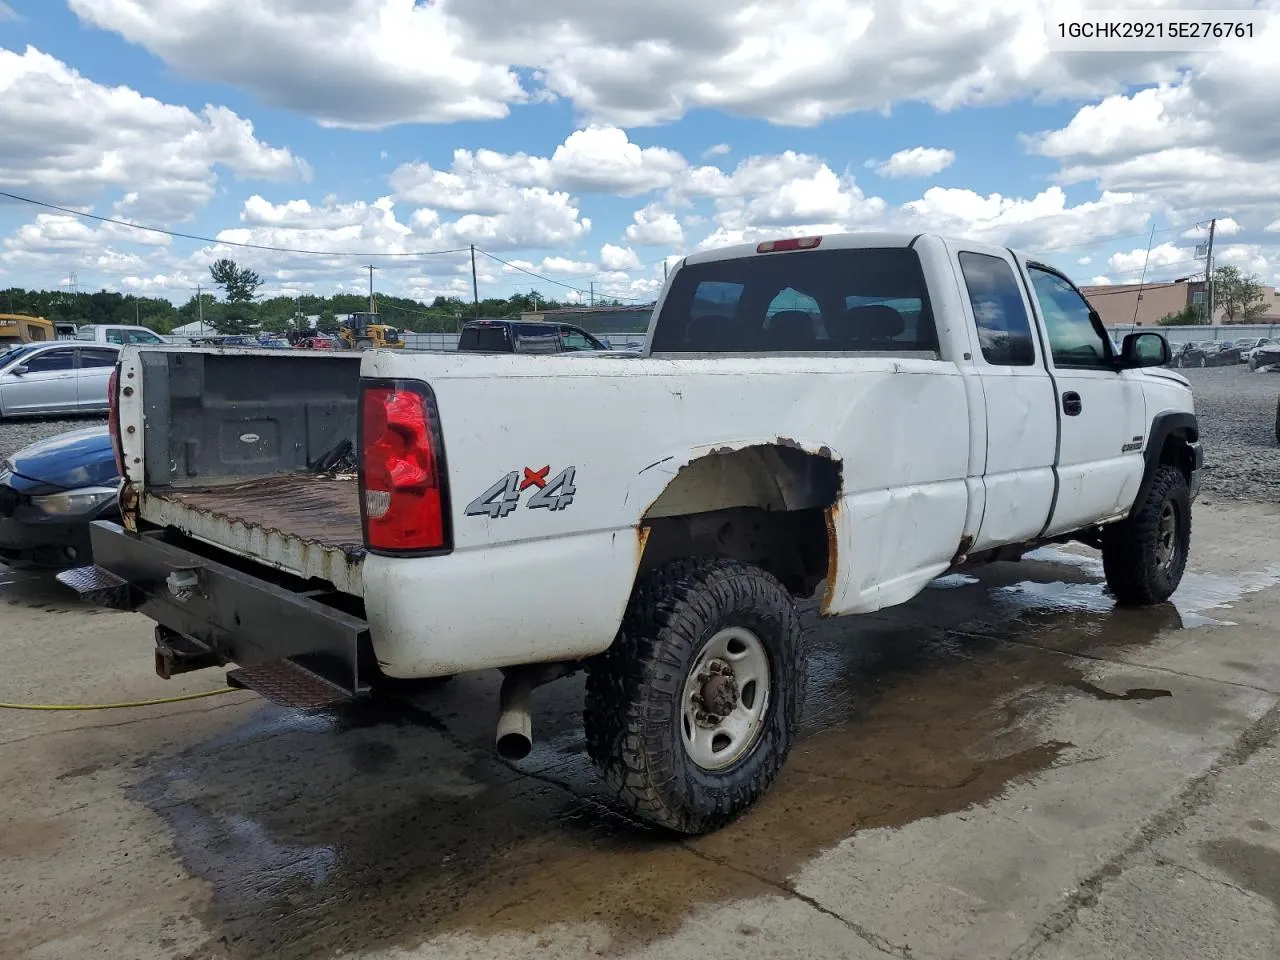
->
[[1080, 277, 1280, 327]]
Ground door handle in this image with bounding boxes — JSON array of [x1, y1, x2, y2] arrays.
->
[[1062, 391, 1082, 416]]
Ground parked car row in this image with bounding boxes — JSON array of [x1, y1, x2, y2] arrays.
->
[[1168, 337, 1278, 369]]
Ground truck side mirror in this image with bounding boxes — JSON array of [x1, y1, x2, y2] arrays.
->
[[1120, 332, 1170, 369]]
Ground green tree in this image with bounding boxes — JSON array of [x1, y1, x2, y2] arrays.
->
[[1157, 304, 1205, 326], [1213, 266, 1268, 324], [316, 307, 339, 334], [209, 258, 263, 334]]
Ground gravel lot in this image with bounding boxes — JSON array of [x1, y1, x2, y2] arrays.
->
[[1, 366, 1276, 500], [1183, 365, 1280, 502], [0, 415, 108, 462]]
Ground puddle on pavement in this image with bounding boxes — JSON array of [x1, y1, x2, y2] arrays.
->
[[999, 548, 1280, 630], [122, 550, 1280, 959]]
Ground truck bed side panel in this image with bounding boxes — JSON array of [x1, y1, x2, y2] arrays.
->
[[361, 352, 971, 676]]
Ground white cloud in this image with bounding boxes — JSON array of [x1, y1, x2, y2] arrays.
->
[[677, 151, 885, 247], [1267, 219, 1280, 233], [535, 256, 595, 275], [900, 185, 1156, 253], [873, 147, 956, 178], [0, 45, 308, 221], [0, 2, 18, 21], [625, 204, 685, 246], [600, 243, 642, 271], [703, 143, 731, 159], [414, 187, 593, 250], [388, 125, 684, 219], [1078, 256, 1092, 265], [1027, 13, 1280, 225], [1106, 242, 1191, 276], [1181, 218, 1242, 240], [549, 126, 687, 195], [70, 0, 1198, 131], [68, 0, 524, 128]]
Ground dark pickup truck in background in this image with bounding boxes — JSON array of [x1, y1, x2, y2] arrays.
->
[[457, 319, 615, 354]]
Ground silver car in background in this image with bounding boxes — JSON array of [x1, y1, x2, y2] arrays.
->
[[0, 342, 121, 418]]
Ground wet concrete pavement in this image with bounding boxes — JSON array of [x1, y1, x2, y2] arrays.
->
[[3, 500, 1280, 959]]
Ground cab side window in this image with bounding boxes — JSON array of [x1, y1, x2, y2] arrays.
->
[[23, 348, 76, 372], [958, 253, 1036, 366], [1028, 266, 1113, 369], [560, 328, 597, 351]]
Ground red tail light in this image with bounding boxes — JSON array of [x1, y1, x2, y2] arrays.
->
[[107, 366, 125, 477], [359, 381, 450, 553]]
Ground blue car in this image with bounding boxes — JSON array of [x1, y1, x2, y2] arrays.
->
[[0, 426, 121, 568]]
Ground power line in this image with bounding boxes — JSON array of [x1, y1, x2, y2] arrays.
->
[[1028, 224, 1187, 255], [0, 190, 471, 258], [476, 249, 649, 302]]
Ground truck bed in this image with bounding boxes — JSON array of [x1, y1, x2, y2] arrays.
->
[[125, 348, 366, 595], [144, 476, 364, 594]]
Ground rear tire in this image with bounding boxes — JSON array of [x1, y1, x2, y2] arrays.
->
[[1101, 465, 1191, 606], [583, 558, 803, 835], [1198, 356, 1207, 367]]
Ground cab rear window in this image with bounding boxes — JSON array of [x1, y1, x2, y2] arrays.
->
[[458, 325, 512, 352], [650, 247, 938, 354]]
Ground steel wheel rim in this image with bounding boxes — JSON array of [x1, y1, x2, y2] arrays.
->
[[680, 626, 771, 771], [1156, 501, 1179, 572]]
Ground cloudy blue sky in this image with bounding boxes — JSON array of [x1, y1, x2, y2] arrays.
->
[[1, 0, 1277, 306]]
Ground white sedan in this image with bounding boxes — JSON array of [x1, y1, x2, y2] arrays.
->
[[0, 342, 121, 419]]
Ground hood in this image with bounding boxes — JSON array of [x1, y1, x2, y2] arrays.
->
[[1140, 367, 1191, 388], [2, 426, 119, 493]]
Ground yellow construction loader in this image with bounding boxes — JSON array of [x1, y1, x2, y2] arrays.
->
[[338, 312, 405, 350]]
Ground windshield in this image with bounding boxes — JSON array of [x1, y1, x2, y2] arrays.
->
[[0, 344, 36, 369]]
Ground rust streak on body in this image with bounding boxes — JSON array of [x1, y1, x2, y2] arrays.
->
[[821, 503, 839, 617]]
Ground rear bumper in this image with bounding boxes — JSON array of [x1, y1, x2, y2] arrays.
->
[[57, 520, 371, 700]]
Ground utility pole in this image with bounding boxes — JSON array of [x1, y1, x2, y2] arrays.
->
[[1204, 218, 1217, 324], [663, 259, 669, 281], [365, 264, 377, 314], [197, 283, 204, 335], [470, 245, 480, 320], [589, 280, 595, 307]]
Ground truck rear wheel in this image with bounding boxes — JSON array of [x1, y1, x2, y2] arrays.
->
[[1101, 465, 1191, 606], [583, 558, 803, 835]]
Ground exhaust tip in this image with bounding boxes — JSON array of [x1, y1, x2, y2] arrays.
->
[[496, 731, 532, 761]]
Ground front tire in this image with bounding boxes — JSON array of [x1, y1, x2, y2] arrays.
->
[[583, 558, 804, 835], [1101, 465, 1191, 606], [1198, 356, 1207, 368]]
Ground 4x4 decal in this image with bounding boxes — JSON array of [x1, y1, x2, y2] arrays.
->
[[465, 465, 577, 519]]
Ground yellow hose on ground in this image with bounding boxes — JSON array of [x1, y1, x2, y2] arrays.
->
[[0, 688, 240, 711]]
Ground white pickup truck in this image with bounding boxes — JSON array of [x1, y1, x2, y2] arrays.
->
[[61, 232, 1202, 835]]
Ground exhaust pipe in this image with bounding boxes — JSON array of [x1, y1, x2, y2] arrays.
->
[[495, 670, 534, 761], [493, 662, 579, 762]]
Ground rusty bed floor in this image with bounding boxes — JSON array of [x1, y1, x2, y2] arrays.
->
[[149, 475, 364, 558]]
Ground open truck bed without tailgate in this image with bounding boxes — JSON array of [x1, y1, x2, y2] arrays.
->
[[122, 347, 366, 595], [143, 475, 364, 595]]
